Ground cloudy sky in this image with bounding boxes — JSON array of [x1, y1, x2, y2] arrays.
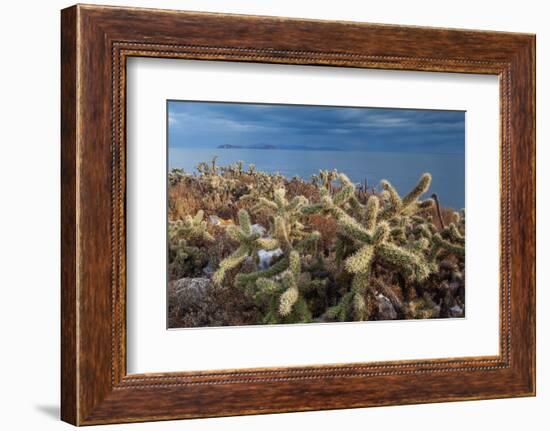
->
[[168, 100, 465, 154]]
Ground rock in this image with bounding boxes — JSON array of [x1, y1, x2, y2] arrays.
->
[[168, 277, 227, 328], [202, 263, 216, 277], [450, 304, 464, 318], [171, 277, 211, 303], [209, 215, 234, 226], [250, 223, 266, 236], [439, 260, 457, 274], [377, 294, 398, 320], [257, 248, 283, 269]]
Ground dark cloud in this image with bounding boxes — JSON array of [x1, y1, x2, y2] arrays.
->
[[168, 101, 465, 154]]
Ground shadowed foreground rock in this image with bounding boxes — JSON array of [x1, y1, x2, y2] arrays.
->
[[377, 294, 398, 320], [168, 278, 229, 327]]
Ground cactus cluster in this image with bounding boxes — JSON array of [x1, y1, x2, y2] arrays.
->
[[168, 160, 466, 327], [212, 209, 279, 285], [301, 173, 443, 321], [168, 210, 214, 279], [221, 187, 323, 324]]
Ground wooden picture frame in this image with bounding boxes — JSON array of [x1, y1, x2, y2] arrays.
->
[[61, 4, 535, 425]]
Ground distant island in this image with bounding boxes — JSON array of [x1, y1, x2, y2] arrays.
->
[[213, 143, 356, 151], [217, 143, 277, 150]]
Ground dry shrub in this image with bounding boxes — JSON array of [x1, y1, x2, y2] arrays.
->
[[307, 214, 337, 254], [168, 179, 239, 221], [285, 178, 319, 202], [427, 205, 462, 230]]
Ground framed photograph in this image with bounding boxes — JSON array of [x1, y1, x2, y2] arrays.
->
[[61, 4, 535, 425], [164, 100, 467, 329]]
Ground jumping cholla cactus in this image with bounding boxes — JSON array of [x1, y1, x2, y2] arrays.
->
[[239, 170, 286, 203], [246, 213, 324, 321], [220, 160, 244, 177], [196, 155, 219, 177], [311, 169, 339, 191], [212, 209, 279, 285], [168, 168, 187, 186], [304, 173, 439, 321], [168, 210, 215, 244], [194, 157, 252, 204], [405, 209, 465, 320], [252, 187, 310, 249], [216, 187, 324, 323], [414, 209, 465, 264], [168, 210, 214, 278], [233, 234, 324, 323], [251, 250, 313, 324]]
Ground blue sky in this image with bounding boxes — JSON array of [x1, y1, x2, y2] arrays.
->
[[168, 101, 465, 154]]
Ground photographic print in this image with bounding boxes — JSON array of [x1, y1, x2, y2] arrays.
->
[[167, 101, 465, 328]]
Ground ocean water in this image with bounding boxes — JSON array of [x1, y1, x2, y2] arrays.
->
[[169, 148, 465, 209]]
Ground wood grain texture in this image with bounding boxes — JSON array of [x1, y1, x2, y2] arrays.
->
[[60, 5, 78, 425], [60, 4, 536, 425]]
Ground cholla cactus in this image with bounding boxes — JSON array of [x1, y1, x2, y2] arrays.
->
[[229, 184, 323, 322], [250, 250, 328, 324], [414, 210, 465, 263], [378, 173, 434, 221], [213, 209, 279, 285], [306, 173, 444, 321], [233, 228, 321, 289], [168, 210, 214, 244], [303, 174, 356, 217], [168, 210, 214, 279], [168, 238, 207, 279], [253, 187, 310, 249], [254, 251, 306, 323], [239, 170, 286, 203], [311, 169, 339, 191], [168, 168, 187, 186], [333, 197, 432, 320], [196, 155, 219, 176], [220, 160, 245, 177]]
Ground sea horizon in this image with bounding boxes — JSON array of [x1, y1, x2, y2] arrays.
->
[[169, 147, 465, 209]]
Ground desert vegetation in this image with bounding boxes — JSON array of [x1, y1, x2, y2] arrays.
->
[[168, 157, 465, 328]]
